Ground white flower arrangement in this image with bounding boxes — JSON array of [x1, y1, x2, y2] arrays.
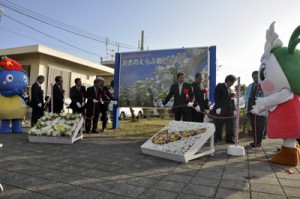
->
[[28, 112, 82, 137], [142, 121, 211, 155]]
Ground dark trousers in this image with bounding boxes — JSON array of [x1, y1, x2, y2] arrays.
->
[[31, 107, 44, 127], [214, 117, 234, 142], [85, 112, 100, 132], [174, 107, 192, 121], [248, 113, 266, 145], [192, 110, 204, 122], [99, 104, 109, 130]]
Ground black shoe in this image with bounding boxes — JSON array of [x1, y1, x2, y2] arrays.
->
[[92, 130, 99, 134], [250, 142, 261, 147], [85, 131, 90, 134], [101, 128, 106, 133], [262, 136, 266, 139], [226, 140, 235, 144]]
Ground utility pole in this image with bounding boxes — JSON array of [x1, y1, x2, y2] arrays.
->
[[140, 30, 144, 51]]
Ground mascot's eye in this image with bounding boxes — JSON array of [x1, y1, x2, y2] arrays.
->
[[259, 63, 266, 81], [23, 75, 28, 83], [6, 74, 14, 82]]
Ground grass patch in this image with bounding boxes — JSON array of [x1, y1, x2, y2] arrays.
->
[[102, 118, 172, 138]]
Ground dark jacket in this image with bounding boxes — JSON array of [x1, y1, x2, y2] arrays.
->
[[30, 82, 44, 108], [70, 85, 86, 110], [86, 86, 101, 117], [52, 84, 64, 113], [163, 82, 194, 113], [191, 82, 209, 110], [213, 83, 235, 116]]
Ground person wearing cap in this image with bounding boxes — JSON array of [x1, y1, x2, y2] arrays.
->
[[97, 76, 117, 132], [191, 73, 209, 122], [161, 72, 194, 121]]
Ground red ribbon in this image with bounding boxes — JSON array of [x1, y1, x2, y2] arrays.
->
[[202, 87, 208, 94], [183, 89, 189, 101]]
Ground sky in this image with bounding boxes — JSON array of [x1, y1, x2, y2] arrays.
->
[[1, 0, 300, 86]]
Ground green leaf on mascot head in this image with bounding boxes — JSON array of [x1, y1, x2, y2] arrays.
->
[[271, 25, 300, 96], [272, 48, 300, 96], [1, 56, 7, 61]]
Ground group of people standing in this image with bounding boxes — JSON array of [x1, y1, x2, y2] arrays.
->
[[163, 71, 266, 147], [162, 72, 210, 123], [30, 75, 116, 134]]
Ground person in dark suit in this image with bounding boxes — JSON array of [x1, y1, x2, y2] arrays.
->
[[70, 78, 86, 114], [162, 72, 194, 121], [97, 76, 117, 132], [213, 74, 237, 143], [52, 76, 65, 114], [244, 71, 266, 147], [191, 73, 209, 122], [85, 79, 101, 134], [30, 75, 45, 127]]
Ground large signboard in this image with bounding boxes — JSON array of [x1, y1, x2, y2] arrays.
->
[[113, 46, 216, 128]]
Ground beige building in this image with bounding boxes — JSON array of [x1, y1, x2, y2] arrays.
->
[[0, 45, 114, 102]]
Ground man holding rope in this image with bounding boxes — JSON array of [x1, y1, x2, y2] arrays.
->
[[161, 72, 194, 121], [85, 79, 102, 134], [213, 74, 237, 143]]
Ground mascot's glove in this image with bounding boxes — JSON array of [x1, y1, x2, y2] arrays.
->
[[195, 105, 201, 112], [112, 100, 118, 105], [187, 102, 193, 107], [251, 98, 268, 114], [82, 102, 85, 107], [93, 99, 98, 103], [76, 102, 81, 108], [216, 108, 221, 115], [37, 103, 42, 108]]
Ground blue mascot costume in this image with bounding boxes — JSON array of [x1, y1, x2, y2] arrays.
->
[[0, 56, 29, 134]]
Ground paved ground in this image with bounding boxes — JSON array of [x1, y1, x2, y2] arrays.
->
[[0, 133, 300, 199]]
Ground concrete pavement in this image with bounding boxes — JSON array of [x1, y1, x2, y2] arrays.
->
[[0, 134, 300, 199]]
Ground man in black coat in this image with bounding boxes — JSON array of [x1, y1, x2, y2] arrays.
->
[[97, 77, 117, 132], [30, 75, 45, 127], [162, 72, 194, 121], [52, 76, 65, 114], [213, 74, 237, 143], [70, 78, 86, 114], [191, 73, 209, 122], [85, 79, 101, 133]]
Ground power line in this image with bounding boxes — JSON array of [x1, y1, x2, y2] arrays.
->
[[3, 14, 101, 58], [0, 26, 98, 56], [0, 0, 138, 50]]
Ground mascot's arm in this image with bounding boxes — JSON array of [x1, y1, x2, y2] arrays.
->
[[252, 88, 293, 113], [1, 89, 20, 97]]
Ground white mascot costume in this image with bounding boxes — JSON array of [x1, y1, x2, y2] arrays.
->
[[252, 22, 300, 166]]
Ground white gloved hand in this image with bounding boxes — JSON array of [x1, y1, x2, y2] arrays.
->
[[161, 104, 164, 108], [255, 98, 267, 110], [216, 108, 221, 115], [234, 110, 237, 116], [207, 101, 212, 107], [93, 99, 98, 103], [64, 101, 70, 106], [99, 98, 104, 104], [187, 102, 193, 107], [112, 100, 118, 105], [195, 105, 201, 112], [37, 103, 42, 108], [76, 102, 81, 108], [82, 102, 85, 107]]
